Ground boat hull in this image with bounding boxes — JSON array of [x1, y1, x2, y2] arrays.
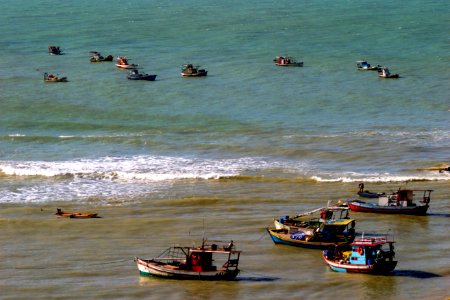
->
[[267, 228, 349, 250], [275, 62, 303, 67], [127, 74, 157, 81], [181, 71, 208, 77], [348, 201, 428, 215], [135, 258, 239, 281], [116, 64, 139, 69], [322, 252, 397, 274]]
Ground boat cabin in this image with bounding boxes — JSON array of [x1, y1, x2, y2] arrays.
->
[[316, 219, 356, 242], [331, 236, 395, 265], [379, 189, 432, 207]]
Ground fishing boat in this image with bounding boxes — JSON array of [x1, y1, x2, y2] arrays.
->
[[44, 73, 67, 82], [267, 205, 356, 249], [135, 240, 241, 280], [357, 183, 386, 198], [55, 208, 99, 218], [322, 235, 397, 274], [355, 60, 381, 71], [126, 69, 157, 81], [115, 56, 139, 69], [273, 56, 303, 67], [378, 67, 400, 78], [181, 64, 207, 77], [90, 51, 113, 62], [348, 189, 432, 215], [48, 45, 62, 55]]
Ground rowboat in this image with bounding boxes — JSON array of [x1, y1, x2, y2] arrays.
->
[[267, 205, 356, 249], [55, 208, 99, 218], [116, 56, 139, 69], [273, 56, 303, 67], [348, 189, 432, 215], [135, 240, 241, 280], [181, 64, 207, 77], [322, 235, 397, 274]]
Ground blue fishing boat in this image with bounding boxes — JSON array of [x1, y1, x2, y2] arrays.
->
[[322, 235, 397, 274]]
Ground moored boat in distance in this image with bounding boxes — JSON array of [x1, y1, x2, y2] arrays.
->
[[274, 55, 303, 67], [348, 188, 432, 215], [48, 45, 62, 55], [181, 64, 207, 77], [55, 208, 99, 218], [126, 69, 157, 81], [322, 235, 397, 274], [378, 66, 400, 78], [90, 51, 113, 62], [115, 56, 139, 69], [44, 72, 67, 82], [135, 239, 241, 280], [356, 60, 381, 71], [267, 204, 356, 249]]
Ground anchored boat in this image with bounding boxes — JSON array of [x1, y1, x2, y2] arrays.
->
[[181, 64, 207, 77], [355, 60, 380, 71], [267, 205, 356, 249], [135, 240, 241, 280], [116, 56, 139, 69], [348, 189, 432, 215], [322, 235, 397, 274], [44, 73, 67, 82], [273, 55, 303, 67]]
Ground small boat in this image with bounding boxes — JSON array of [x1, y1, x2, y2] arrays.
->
[[356, 60, 381, 71], [378, 67, 400, 78], [181, 64, 207, 77], [273, 56, 303, 67], [90, 51, 113, 62], [44, 72, 67, 82], [135, 239, 241, 280], [322, 235, 397, 274], [357, 183, 386, 198], [267, 205, 356, 249], [55, 208, 99, 218], [115, 56, 139, 69], [48, 46, 62, 55], [348, 188, 432, 215], [127, 69, 157, 81]]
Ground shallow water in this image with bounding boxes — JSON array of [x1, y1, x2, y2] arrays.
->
[[0, 0, 449, 299]]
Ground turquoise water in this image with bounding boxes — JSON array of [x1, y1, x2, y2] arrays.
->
[[0, 1, 449, 299]]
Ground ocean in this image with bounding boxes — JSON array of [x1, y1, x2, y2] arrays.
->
[[0, 0, 449, 299]]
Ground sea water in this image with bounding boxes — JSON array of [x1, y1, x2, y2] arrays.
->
[[0, 0, 449, 299]]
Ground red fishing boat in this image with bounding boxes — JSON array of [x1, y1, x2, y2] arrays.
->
[[348, 189, 432, 215]]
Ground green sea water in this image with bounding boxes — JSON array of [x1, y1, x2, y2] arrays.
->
[[0, 0, 449, 299]]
